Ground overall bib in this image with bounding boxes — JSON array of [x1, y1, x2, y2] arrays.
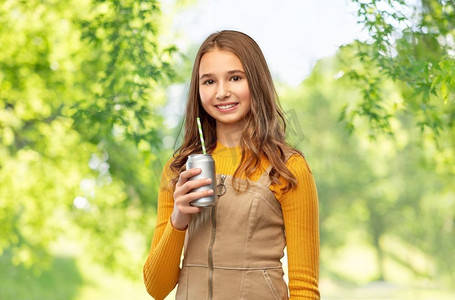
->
[[176, 167, 289, 300]]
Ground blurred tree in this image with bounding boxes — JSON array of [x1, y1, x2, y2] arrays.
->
[[0, 0, 176, 276], [345, 0, 454, 139], [282, 45, 454, 285], [339, 2, 454, 284]]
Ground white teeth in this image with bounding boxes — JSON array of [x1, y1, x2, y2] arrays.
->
[[217, 103, 236, 109]]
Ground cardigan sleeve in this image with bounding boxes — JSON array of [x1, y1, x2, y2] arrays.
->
[[143, 159, 187, 300], [273, 154, 320, 299]]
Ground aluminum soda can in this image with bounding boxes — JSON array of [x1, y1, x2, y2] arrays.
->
[[186, 154, 217, 207]]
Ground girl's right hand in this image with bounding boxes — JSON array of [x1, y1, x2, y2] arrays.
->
[[171, 168, 213, 230]]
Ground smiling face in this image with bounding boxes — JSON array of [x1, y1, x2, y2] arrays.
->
[[198, 48, 251, 142]]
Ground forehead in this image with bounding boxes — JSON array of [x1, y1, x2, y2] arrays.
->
[[199, 49, 244, 73]]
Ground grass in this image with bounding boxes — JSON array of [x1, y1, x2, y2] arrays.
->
[[0, 250, 150, 300], [319, 233, 455, 300], [2, 239, 454, 300], [1, 252, 82, 300], [321, 281, 455, 300]]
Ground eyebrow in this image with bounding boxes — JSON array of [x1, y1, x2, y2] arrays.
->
[[199, 69, 245, 80]]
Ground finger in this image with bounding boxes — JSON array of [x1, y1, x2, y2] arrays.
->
[[176, 168, 202, 187], [177, 188, 214, 205], [176, 205, 202, 215], [178, 178, 212, 195]]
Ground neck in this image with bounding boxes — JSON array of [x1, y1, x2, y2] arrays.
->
[[216, 122, 243, 147]]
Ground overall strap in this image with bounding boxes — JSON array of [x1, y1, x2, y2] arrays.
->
[[256, 150, 296, 187], [256, 165, 273, 187]]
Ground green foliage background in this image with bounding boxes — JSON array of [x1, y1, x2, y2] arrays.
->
[[0, 0, 454, 299]]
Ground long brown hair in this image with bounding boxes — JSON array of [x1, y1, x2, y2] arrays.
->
[[171, 30, 300, 192]]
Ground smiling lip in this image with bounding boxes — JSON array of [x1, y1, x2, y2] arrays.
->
[[215, 103, 239, 112]]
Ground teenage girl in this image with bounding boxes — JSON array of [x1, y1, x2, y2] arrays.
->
[[143, 30, 320, 300]]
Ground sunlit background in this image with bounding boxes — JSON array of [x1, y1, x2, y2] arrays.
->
[[1, 0, 454, 299]]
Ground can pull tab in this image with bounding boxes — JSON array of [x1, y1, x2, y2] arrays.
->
[[217, 175, 227, 197]]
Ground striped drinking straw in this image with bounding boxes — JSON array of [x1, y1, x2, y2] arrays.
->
[[196, 117, 207, 154]]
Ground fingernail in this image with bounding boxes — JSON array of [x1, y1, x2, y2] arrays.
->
[[206, 178, 212, 183], [207, 189, 213, 195]]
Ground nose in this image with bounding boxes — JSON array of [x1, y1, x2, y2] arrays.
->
[[216, 82, 230, 100]]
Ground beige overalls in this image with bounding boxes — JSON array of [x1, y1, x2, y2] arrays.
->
[[176, 166, 289, 300]]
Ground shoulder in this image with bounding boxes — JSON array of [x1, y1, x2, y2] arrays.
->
[[278, 153, 318, 203], [285, 152, 313, 177], [159, 156, 178, 189], [164, 156, 175, 169], [270, 152, 315, 200]]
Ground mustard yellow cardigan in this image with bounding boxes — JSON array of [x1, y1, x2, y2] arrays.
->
[[144, 142, 320, 299]]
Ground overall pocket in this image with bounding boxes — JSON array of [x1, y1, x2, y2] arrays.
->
[[262, 270, 280, 300], [240, 269, 288, 300]]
